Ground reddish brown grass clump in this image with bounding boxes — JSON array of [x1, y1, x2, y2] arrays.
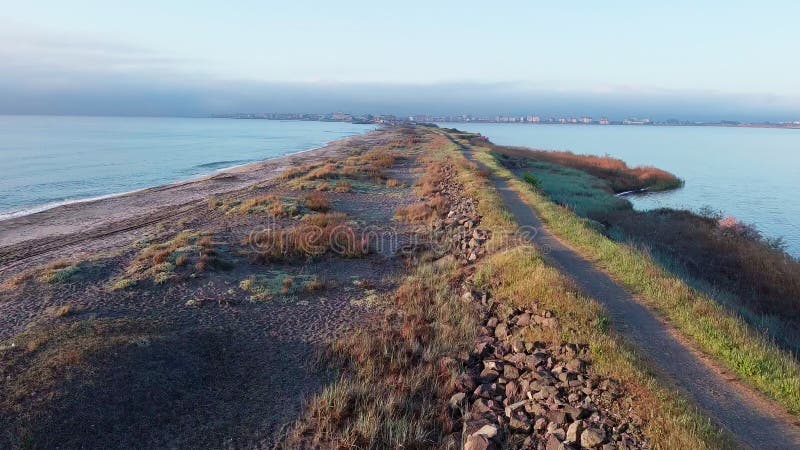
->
[[303, 192, 330, 212], [245, 214, 369, 261]]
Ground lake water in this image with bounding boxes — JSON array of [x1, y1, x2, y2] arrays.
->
[[438, 123, 800, 257], [0, 116, 373, 219]]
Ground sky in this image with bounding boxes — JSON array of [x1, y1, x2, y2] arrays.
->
[[2, 1, 800, 120]]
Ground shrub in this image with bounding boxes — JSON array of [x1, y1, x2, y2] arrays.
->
[[334, 181, 351, 193], [523, 172, 541, 189], [244, 220, 369, 261], [494, 145, 683, 192], [394, 202, 434, 222], [303, 192, 330, 212]]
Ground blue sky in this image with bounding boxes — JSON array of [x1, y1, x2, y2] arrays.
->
[[2, 1, 800, 119]]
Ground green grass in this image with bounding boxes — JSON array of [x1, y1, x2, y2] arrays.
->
[[469, 138, 800, 415], [516, 159, 631, 217], [239, 272, 322, 301]]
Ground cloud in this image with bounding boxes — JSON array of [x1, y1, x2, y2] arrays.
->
[[1, 23, 798, 121]]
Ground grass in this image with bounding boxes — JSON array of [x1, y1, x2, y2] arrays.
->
[[281, 145, 404, 192], [518, 161, 632, 218], [281, 247, 478, 448], [281, 127, 728, 449], [239, 272, 324, 301], [244, 214, 369, 262], [1, 258, 101, 292], [110, 230, 230, 289], [472, 246, 730, 449], [468, 136, 800, 415], [0, 318, 283, 448], [302, 192, 331, 212], [492, 139, 800, 352], [490, 143, 683, 192], [236, 194, 298, 217]]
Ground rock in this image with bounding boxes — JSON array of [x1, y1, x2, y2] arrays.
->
[[474, 424, 499, 439], [456, 373, 477, 392], [508, 411, 532, 433], [546, 410, 568, 425], [486, 317, 498, 328], [484, 360, 503, 371], [540, 317, 559, 329], [516, 313, 531, 326], [464, 433, 490, 450], [503, 364, 520, 380], [565, 421, 583, 445], [546, 435, 565, 450], [580, 427, 606, 447], [505, 380, 519, 401], [479, 368, 500, 383], [494, 322, 508, 340], [566, 358, 586, 372], [448, 392, 466, 412], [534, 417, 548, 431], [504, 400, 528, 418], [471, 398, 493, 415]]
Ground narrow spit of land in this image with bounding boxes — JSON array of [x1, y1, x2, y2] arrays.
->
[[458, 141, 800, 449]]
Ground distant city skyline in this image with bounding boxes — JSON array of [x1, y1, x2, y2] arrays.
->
[[217, 111, 800, 128], [2, 1, 800, 119]]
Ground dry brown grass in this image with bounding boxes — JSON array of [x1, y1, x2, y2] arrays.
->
[[386, 178, 403, 188], [302, 212, 348, 227], [236, 194, 297, 217], [45, 304, 76, 318], [244, 215, 369, 262], [280, 162, 323, 180], [112, 230, 229, 289], [334, 180, 351, 193], [281, 254, 476, 448], [394, 202, 435, 222], [302, 192, 330, 212]]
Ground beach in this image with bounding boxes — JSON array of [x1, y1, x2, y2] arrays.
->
[[0, 129, 383, 274]]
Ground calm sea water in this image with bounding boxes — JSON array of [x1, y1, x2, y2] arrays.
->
[[439, 123, 800, 257], [0, 116, 373, 219]]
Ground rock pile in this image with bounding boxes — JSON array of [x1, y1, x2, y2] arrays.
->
[[420, 159, 646, 449], [430, 166, 489, 265], [451, 293, 647, 450]]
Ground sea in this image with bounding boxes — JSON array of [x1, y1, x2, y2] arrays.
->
[[0, 115, 374, 220], [438, 123, 800, 257]]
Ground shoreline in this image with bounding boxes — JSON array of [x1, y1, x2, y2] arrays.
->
[[0, 129, 384, 254], [0, 131, 373, 223]]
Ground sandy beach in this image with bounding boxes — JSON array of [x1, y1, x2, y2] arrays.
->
[[0, 129, 385, 274]]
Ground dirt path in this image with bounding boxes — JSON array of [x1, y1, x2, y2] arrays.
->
[[461, 146, 800, 449]]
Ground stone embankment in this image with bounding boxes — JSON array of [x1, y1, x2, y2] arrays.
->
[[427, 163, 647, 450]]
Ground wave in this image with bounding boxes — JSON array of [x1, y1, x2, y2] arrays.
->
[[193, 159, 253, 170]]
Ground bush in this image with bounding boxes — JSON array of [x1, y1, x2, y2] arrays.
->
[[523, 172, 541, 189], [303, 192, 330, 212]]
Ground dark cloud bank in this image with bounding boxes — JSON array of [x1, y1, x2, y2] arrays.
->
[[1, 76, 798, 122]]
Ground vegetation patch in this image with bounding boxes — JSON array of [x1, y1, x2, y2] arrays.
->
[[110, 230, 231, 289], [239, 272, 324, 301], [471, 137, 800, 415], [302, 192, 331, 212], [244, 214, 369, 262], [489, 142, 683, 192]]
